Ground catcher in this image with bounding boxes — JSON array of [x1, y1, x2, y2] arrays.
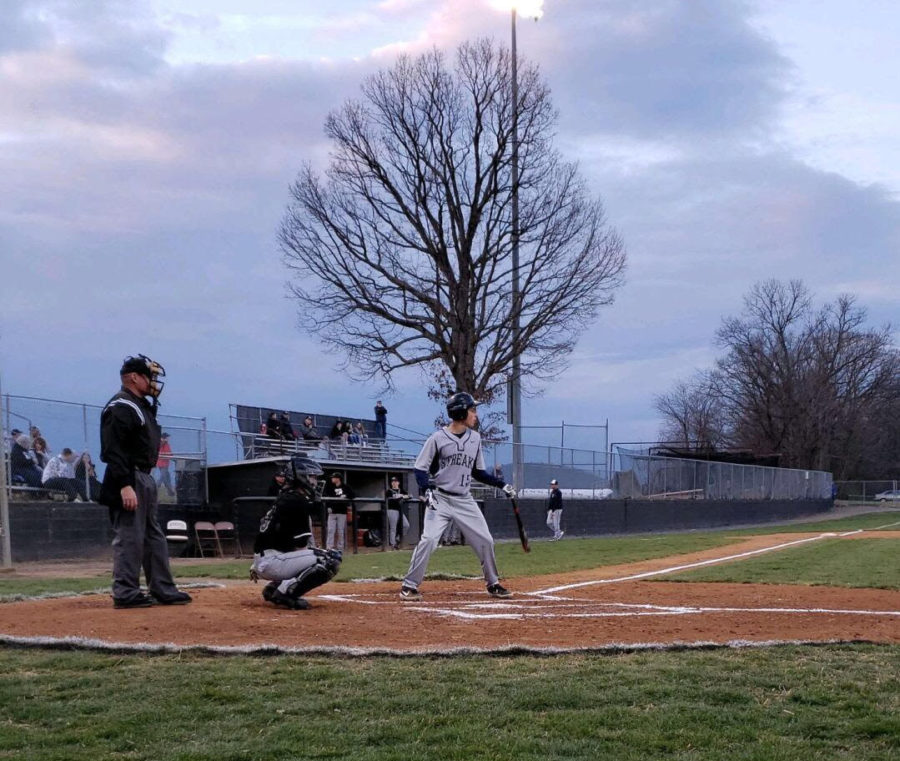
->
[[250, 456, 342, 610]]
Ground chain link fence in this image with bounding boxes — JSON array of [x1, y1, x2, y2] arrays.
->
[[2, 394, 206, 506], [834, 480, 899, 503]]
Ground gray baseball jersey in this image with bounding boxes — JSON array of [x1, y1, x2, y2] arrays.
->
[[414, 427, 486, 494]]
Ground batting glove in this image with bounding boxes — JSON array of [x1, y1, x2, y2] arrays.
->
[[502, 484, 517, 499], [424, 489, 437, 509]]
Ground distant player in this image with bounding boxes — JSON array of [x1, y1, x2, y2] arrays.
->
[[251, 456, 342, 610], [400, 392, 517, 601]]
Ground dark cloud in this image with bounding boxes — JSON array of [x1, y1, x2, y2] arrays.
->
[[521, 0, 791, 140]]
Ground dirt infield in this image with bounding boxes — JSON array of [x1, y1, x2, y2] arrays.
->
[[2, 534, 899, 653]]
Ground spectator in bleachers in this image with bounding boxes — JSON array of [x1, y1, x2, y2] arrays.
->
[[29, 425, 43, 442], [265, 411, 283, 439], [374, 401, 387, 439], [42, 448, 84, 501], [5, 428, 22, 453], [156, 432, 176, 497], [329, 419, 348, 444], [280, 413, 296, 441], [299, 416, 321, 441], [350, 421, 368, 446], [10, 434, 43, 488], [32, 436, 51, 469], [76, 451, 103, 501]]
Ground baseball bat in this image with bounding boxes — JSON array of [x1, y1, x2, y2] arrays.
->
[[510, 496, 530, 553]]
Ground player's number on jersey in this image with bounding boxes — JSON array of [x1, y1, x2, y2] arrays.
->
[[459, 474, 471, 489]]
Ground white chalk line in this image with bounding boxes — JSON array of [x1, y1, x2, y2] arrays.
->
[[533, 532, 843, 595], [409, 603, 900, 621]]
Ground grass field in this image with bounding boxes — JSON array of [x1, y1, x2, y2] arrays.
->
[[1, 509, 898, 759]]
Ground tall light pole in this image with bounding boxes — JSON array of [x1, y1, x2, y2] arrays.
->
[[510, 5, 523, 492]]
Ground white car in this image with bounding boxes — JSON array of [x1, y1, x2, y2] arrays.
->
[[874, 489, 900, 502]]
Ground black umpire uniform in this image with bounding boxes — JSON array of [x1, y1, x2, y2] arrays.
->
[[99, 356, 191, 608]]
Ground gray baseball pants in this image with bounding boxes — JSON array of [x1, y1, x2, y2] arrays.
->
[[546, 509, 563, 538], [403, 491, 499, 589], [111, 470, 181, 602], [251, 548, 320, 595]]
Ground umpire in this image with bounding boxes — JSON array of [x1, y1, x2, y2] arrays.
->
[[99, 354, 192, 609]]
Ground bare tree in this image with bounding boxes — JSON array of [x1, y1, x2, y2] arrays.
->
[[279, 39, 626, 407], [658, 279, 899, 477], [654, 373, 726, 449]]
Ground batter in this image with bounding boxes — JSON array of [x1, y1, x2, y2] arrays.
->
[[400, 392, 516, 601]]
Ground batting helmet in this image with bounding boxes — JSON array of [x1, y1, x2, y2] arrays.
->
[[447, 392, 478, 421]]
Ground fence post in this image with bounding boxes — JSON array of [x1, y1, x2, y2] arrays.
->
[[0, 380, 12, 568]]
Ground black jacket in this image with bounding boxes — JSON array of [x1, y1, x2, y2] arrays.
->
[[99, 389, 161, 510], [322, 480, 355, 511], [253, 490, 317, 554], [547, 488, 563, 511]]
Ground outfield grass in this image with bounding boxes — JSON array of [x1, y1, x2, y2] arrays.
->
[[1, 510, 897, 599], [0, 645, 897, 761], [668, 538, 900, 589]]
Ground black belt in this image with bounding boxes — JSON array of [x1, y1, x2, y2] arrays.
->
[[437, 487, 465, 497]]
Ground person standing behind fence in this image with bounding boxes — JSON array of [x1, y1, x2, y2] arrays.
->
[[76, 451, 103, 501], [374, 401, 387, 440], [546, 478, 564, 540], [385, 476, 410, 550], [99, 354, 192, 609], [156, 432, 176, 497], [323, 472, 354, 551]]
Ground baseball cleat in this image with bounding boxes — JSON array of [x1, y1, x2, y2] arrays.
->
[[487, 583, 512, 598], [113, 593, 155, 609], [263, 583, 310, 610], [399, 585, 423, 601], [151, 590, 192, 605]]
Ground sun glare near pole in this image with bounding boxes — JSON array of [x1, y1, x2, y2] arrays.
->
[[489, 0, 545, 19]]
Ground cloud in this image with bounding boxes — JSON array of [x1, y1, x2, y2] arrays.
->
[[1, 0, 898, 445]]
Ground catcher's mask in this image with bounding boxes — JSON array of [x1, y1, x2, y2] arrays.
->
[[288, 455, 324, 498], [120, 354, 166, 400]]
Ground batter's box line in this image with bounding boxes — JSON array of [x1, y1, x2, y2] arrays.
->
[[402, 603, 900, 621]]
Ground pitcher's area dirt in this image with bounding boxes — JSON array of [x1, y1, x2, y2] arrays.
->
[[2, 534, 898, 652]]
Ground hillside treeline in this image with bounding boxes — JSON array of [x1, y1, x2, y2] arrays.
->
[[655, 280, 899, 479]]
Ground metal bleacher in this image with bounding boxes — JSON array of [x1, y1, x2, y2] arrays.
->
[[229, 404, 416, 468]]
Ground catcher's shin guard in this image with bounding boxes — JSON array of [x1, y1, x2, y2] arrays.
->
[[285, 561, 337, 598]]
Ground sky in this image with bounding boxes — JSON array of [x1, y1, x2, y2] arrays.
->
[[1, 0, 898, 454]]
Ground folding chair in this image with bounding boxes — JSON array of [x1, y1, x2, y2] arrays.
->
[[165, 519, 190, 557], [194, 520, 223, 558], [213, 521, 243, 558]]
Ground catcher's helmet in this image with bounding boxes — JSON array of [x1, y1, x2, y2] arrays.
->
[[120, 354, 166, 399], [447, 392, 478, 421], [289, 455, 323, 481]]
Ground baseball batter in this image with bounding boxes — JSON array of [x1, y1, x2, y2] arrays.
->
[[400, 392, 516, 601]]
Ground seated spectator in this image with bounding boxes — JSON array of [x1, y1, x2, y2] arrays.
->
[[265, 411, 283, 439], [10, 434, 43, 488], [342, 421, 354, 442], [32, 436, 51, 469], [280, 412, 296, 441], [351, 421, 368, 446], [299, 416, 321, 441], [42, 447, 84, 501], [76, 451, 103, 502], [329, 419, 347, 443]]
